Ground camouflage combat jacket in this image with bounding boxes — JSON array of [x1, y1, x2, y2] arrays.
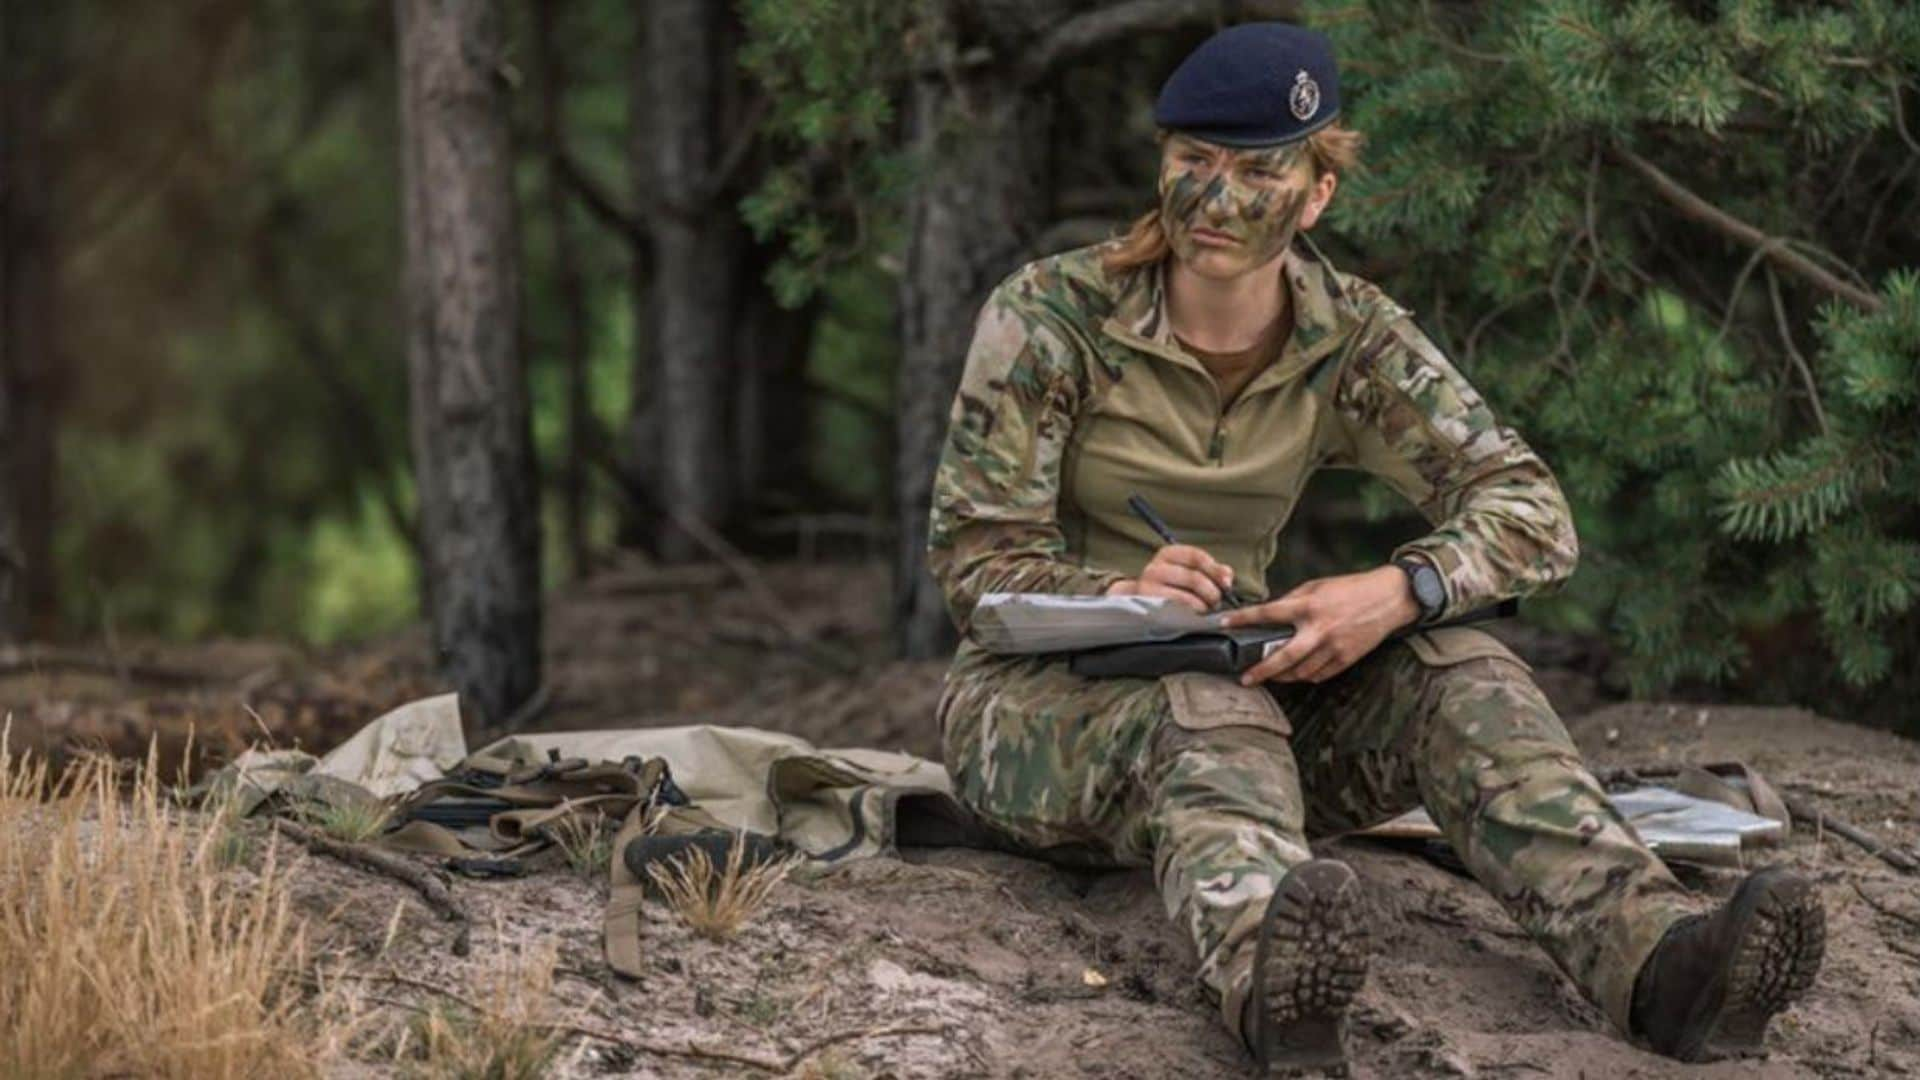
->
[[926, 237, 1579, 636]]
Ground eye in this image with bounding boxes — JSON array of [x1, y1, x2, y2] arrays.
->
[[1178, 152, 1209, 166], [1243, 166, 1280, 181]]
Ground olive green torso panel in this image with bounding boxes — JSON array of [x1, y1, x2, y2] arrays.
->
[[925, 236, 1579, 634]]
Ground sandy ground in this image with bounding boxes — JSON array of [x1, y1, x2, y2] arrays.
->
[[281, 699, 1920, 1079], [8, 560, 1920, 1076]]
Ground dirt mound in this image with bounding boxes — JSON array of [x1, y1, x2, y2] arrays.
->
[[14, 559, 1920, 1075], [276, 702, 1919, 1078]]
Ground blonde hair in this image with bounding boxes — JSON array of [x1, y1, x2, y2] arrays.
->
[[1100, 121, 1365, 277]]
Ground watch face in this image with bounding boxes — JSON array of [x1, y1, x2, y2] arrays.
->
[[1413, 566, 1445, 611]]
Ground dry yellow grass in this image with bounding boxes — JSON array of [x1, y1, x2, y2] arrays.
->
[[645, 833, 797, 941], [546, 808, 616, 879], [402, 943, 567, 1080], [0, 729, 328, 1079]]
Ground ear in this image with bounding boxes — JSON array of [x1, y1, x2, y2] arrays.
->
[[1296, 171, 1339, 231]]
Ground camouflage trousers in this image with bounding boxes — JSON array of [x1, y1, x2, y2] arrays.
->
[[937, 628, 1698, 1040]]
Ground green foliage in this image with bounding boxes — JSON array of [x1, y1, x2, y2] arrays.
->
[[1309, 0, 1920, 710], [43, 0, 646, 643], [1719, 275, 1920, 689], [805, 262, 897, 505], [25, 0, 1919, 730], [544, 812, 615, 880], [299, 799, 393, 845], [1711, 434, 1863, 543], [737, 0, 926, 306], [48, 0, 414, 643]]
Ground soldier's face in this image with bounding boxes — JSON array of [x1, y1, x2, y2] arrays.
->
[[1158, 135, 1319, 278]]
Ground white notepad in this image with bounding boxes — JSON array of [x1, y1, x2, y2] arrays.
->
[[970, 592, 1232, 654]]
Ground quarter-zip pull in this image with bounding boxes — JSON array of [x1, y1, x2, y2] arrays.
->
[[1208, 420, 1226, 463]]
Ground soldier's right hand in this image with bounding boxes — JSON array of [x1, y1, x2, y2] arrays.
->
[[1105, 544, 1235, 613]]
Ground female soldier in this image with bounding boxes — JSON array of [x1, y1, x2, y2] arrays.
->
[[926, 21, 1825, 1074]]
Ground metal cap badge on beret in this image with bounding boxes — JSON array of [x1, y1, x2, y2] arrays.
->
[[1153, 23, 1340, 148]]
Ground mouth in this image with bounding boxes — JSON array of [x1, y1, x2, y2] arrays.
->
[[1188, 227, 1240, 246]]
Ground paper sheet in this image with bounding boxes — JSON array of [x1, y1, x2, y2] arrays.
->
[[970, 592, 1230, 654]]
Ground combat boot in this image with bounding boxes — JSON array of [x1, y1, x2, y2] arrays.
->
[[1243, 858, 1371, 1075], [1630, 864, 1826, 1061]]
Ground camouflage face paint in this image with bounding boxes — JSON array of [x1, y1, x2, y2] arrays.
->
[[1158, 138, 1316, 273]]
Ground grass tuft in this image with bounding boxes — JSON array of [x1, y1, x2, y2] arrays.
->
[[0, 730, 326, 1078], [645, 832, 796, 941], [301, 798, 394, 844], [403, 945, 566, 1080], [546, 809, 615, 879]]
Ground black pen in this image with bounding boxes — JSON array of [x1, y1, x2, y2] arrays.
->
[[1125, 494, 1249, 611]]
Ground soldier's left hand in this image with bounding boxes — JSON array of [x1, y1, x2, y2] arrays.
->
[[1220, 566, 1420, 685]]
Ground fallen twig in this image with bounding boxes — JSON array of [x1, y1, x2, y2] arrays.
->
[[344, 972, 948, 1073], [561, 1020, 950, 1074], [1783, 794, 1920, 875], [1853, 881, 1920, 932], [315, 969, 483, 1013], [559, 1023, 787, 1071], [777, 1022, 951, 1074], [270, 819, 472, 955]]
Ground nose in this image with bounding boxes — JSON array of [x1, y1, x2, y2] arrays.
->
[[1199, 174, 1234, 220]]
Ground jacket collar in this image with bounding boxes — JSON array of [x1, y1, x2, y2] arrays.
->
[[1100, 234, 1355, 383]]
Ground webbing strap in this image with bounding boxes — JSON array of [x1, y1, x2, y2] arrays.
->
[[373, 754, 679, 979], [604, 800, 654, 980], [490, 793, 638, 845], [384, 818, 548, 860]]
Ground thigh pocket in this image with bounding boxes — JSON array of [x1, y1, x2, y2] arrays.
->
[[1402, 626, 1531, 673], [1162, 672, 1292, 735]]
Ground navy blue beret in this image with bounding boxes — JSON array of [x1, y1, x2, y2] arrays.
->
[[1153, 23, 1340, 148]]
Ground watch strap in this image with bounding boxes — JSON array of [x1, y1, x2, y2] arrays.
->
[[1393, 555, 1445, 623]]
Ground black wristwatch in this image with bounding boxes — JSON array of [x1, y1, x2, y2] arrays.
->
[[1393, 556, 1446, 625]]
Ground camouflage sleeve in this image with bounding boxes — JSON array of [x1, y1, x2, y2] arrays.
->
[[1324, 318, 1578, 619], [926, 274, 1128, 635]]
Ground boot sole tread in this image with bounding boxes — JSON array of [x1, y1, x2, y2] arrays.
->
[[1253, 861, 1370, 1076], [1706, 875, 1826, 1058]]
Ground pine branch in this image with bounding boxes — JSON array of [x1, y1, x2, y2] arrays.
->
[[1607, 145, 1885, 313], [1765, 266, 1830, 435], [1713, 438, 1864, 542]]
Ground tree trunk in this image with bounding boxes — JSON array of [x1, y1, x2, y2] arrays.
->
[[0, 0, 22, 641], [634, 0, 743, 561], [534, 0, 591, 580], [894, 74, 1052, 659], [396, 0, 541, 732], [0, 1, 61, 641], [731, 268, 815, 525]]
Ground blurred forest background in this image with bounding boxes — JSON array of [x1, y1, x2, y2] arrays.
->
[[2, 0, 1916, 733]]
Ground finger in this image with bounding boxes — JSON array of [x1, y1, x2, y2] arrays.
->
[[1145, 563, 1222, 606], [1137, 579, 1211, 614], [1160, 545, 1235, 589], [1221, 593, 1310, 629], [1279, 644, 1345, 685], [1157, 544, 1213, 570], [1240, 632, 1317, 685]]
